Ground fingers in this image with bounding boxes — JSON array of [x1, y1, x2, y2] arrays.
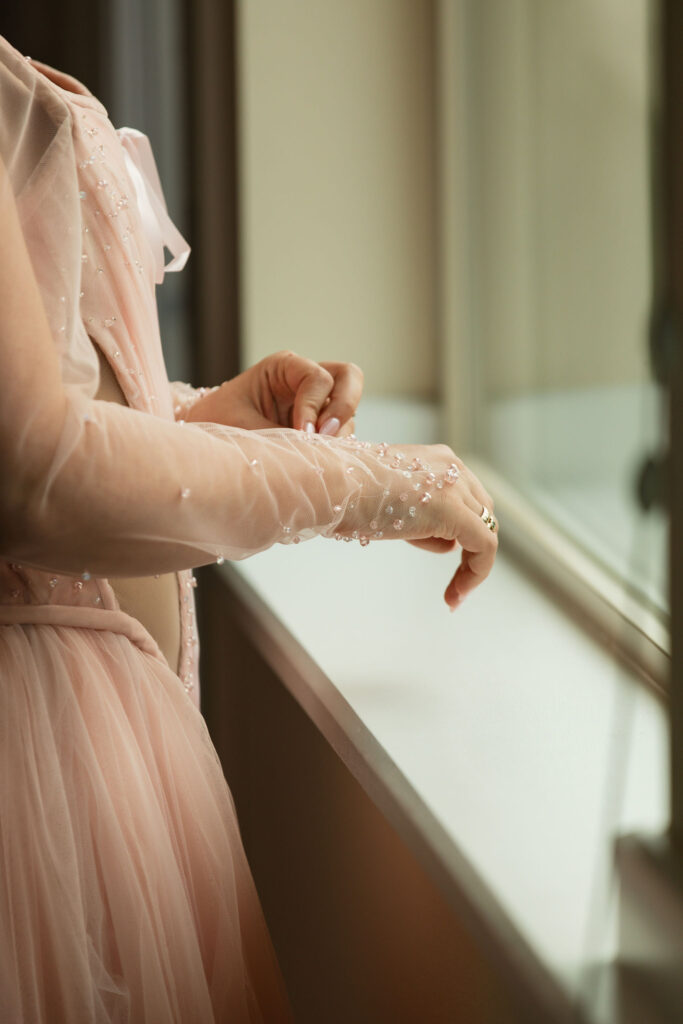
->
[[459, 486, 487, 519], [278, 354, 336, 432], [457, 459, 494, 512], [315, 361, 364, 435], [270, 352, 364, 436], [436, 449, 495, 523], [412, 450, 497, 608], [408, 537, 458, 554], [411, 512, 496, 609], [443, 506, 498, 607], [336, 417, 356, 439]]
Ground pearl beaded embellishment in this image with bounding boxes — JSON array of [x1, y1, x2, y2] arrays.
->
[[279, 435, 462, 549]]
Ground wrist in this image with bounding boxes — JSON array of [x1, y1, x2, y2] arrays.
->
[[329, 438, 449, 544], [180, 385, 221, 423]]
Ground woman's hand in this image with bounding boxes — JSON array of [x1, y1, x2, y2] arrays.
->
[[369, 443, 498, 609], [186, 351, 364, 437]]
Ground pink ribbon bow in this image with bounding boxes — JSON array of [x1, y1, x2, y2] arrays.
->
[[116, 126, 190, 284]]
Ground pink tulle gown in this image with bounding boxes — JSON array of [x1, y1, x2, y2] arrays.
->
[[0, 36, 292, 1023]]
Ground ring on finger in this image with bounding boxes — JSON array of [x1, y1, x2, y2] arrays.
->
[[480, 505, 498, 533]]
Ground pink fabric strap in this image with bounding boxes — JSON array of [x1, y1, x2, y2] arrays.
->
[[117, 126, 190, 284], [0, 603, 168, 666]]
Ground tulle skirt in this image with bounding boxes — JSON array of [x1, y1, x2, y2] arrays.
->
[[0, 610, 292, 1023]]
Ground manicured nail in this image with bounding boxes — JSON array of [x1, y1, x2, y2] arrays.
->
[[304, 421, 315, 434], [320, 417, 340, 436]]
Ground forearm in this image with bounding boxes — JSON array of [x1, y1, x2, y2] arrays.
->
[[2, 156, 433, 579], [3, 393, 442, 579]]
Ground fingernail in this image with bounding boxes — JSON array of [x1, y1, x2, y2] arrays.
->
[[304, 421, 315, 434], [320, 417, 340, 436]]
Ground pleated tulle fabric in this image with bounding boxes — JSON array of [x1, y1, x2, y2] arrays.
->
[[0, 623, 292, 1023]]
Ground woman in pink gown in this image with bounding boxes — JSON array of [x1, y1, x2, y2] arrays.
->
[[0, 35, 498, 1023]]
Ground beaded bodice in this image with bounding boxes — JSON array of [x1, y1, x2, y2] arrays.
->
[[0, 54, 199, 702]]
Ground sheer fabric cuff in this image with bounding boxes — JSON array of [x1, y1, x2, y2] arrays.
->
[[169, 381, 220, 422]]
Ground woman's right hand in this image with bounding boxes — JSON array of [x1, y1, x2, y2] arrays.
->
[[377, 443, 498, 610]]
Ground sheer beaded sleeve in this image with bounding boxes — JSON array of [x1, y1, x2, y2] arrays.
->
[[169, 381, 220, 422], [3, 372, 459, 576], [0, 36, 485, 597]]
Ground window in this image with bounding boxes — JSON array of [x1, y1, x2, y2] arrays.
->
[[440, 0, 667, 688]]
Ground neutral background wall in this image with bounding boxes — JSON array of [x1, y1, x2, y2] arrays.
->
[[236, 0, 438, 398], [460, 0, 653, 399]]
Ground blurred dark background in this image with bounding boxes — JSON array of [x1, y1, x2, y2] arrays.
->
[[1, 0, 240, 386]]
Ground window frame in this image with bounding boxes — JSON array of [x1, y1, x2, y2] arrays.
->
[[663, 0, 683, 845], [436, 0, 670, 697]]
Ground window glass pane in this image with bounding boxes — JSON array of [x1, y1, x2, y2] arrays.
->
[[465, 0, 665, 613]]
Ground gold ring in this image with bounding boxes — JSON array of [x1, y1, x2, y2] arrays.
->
[[480, 506, 498, 533]]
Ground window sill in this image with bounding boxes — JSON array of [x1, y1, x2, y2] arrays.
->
[[220, 397, 669, 1019]]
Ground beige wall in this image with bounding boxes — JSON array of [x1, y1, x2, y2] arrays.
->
[[236, 0, 437, 398], [454, 0, 653, 399], [237, 0, 651, 405]]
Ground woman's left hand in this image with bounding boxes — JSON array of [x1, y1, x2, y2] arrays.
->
[[186, 350, 363, 437]]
